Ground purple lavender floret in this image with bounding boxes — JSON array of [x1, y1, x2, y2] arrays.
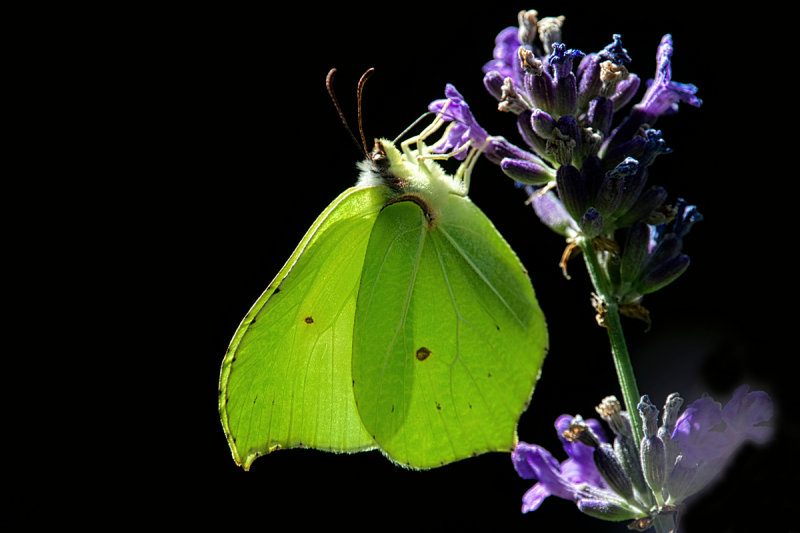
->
[[512, 415, 628, 514]]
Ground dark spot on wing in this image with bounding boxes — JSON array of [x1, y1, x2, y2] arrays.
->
[[495, 324, 500, 331], [415, 346, 432, 361], [435, 401, 441, 410], [304, 316, 314, 324]]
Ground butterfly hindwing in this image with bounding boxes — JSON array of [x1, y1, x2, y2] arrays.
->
[[219, 186, 386, 469]]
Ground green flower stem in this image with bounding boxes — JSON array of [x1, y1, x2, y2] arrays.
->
[[577, 236, 644, 448]]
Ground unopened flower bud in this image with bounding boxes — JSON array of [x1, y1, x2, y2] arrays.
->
[[638, 254, 690, 295], [580, 207, 604, 238], [620, 223, 651, 283], [614, 434, 651, 505], [615, 185, 667, 228], [501, 158, 554, 185], [658, 393, 684, 468], [556, 164, 587, 221], [577, 498, 639, 522], [639, 396, 666, 496], [594, 442, 634, 501]]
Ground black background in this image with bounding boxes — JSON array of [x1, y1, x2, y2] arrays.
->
[[138, 3, 795, 531]]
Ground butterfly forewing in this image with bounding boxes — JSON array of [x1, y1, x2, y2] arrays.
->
[[352, 198, 547, 469]]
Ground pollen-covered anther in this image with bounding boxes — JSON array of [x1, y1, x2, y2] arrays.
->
[[519, 47, 543, 75], [537, 15, 566, 55], [600, 60, 629, 96], [596, 396, 621, 418], [498, 77, 529, 114], [517, 9, 539, 46], [562, 416, 600, 447]]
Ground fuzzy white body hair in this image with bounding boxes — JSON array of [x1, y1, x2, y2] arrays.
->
[[356, 139, 467, 219]]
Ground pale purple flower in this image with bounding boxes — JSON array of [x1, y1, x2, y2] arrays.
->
[[673, 385, 773, 466]]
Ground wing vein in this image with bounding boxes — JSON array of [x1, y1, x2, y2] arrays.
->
[[437, 224, 526, 327]]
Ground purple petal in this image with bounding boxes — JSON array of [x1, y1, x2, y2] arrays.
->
[[512, 442, 590, 503], [637, 34, 702, 118], [513, 442, 560, 480], [721, 385, 774, 444], [672, 397, 729, 464], [529, 189, 579, 237], [428, 84, 489, 158], [521, 482, 552, 513], [673, 387, 774, 466], [482, 27, 521, 79]]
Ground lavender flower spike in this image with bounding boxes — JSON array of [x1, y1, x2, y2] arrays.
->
[[514, 388, 773, 529]]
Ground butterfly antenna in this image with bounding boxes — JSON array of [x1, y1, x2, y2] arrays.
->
[[356, 67, 374, 156], [326, 68, 366, 156]]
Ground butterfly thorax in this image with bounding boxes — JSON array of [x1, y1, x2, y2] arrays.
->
[[356, 138, 466, 229]]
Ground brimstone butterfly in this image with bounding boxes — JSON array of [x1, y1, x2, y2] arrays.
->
[[218, 75, 547, 470]]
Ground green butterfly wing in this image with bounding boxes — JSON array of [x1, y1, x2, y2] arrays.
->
[[219, 185, 387, 469], [220, 136, 548, 471], [352, 198, 547, 469]]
